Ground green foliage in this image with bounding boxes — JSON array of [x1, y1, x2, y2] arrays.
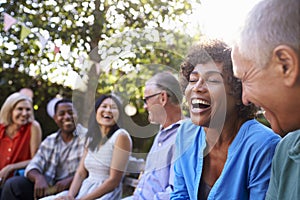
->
[[0, 0, 201, 152], [0, 68, 73, 139], [1, 0, 196, 75]]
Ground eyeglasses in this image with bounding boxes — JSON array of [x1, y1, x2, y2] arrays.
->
[[143, 92, 162, 104]]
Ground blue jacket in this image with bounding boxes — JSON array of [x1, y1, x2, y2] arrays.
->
[[171, 119, 281, 200]]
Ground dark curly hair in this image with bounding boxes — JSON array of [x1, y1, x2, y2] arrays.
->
[[180, 39, 257, 120]]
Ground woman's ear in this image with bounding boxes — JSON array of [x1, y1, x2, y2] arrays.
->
[[273, 45, 299, 87]]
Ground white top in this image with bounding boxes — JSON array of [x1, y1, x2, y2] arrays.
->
[[40, 128, 132, 200]]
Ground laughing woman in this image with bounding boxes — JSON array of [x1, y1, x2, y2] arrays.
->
[[0, 93, 42, 186], [41, 94, 132, 200], [170, 39, 281, 200]]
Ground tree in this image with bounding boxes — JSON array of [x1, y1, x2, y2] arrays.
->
[[0, 0, 200, 152], [1, 0, 196, 78]]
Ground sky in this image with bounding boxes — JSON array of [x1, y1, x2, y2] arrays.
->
[[192, 0, 261, 43]]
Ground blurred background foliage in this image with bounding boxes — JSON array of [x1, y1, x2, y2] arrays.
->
[[0, 0, 201, 154], [0, 0, 271, 155]]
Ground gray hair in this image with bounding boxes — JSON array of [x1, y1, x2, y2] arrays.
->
[[236, 0, 299, 68], [146, 72, 183, 105], [0, 92, 34, 125]]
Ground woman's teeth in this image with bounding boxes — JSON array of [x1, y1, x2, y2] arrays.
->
[[191, 99, 210, 109]]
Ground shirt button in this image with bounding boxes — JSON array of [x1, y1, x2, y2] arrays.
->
[[8, 148, 12, 152], [6, 157, 10, 160], [158, 143, 162, 147], [138, 188, 142, 192]]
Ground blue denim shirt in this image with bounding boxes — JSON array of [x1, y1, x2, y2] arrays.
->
[[171, 119, 281, 200]]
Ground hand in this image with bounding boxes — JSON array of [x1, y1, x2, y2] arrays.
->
[[54, 177, 73, 193], [34, 175, 50, 198], [54, 195, 75, 200], [0, 165, 13, 186]]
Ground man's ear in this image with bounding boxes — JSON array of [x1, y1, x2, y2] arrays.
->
[[53, 114, 58, 123], [160, 90, 168, 106], [273, 45, 299, 87]]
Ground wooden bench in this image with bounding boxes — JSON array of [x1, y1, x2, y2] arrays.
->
[[122, 156, 145, 196]]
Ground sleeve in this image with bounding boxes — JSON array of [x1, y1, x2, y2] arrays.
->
[[154, 145, 176, 200], [170, 131, 190, 200], [248, 136, 280, 200], [24, 137, 51, 176]]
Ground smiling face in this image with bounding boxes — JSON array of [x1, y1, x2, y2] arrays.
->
[[11, 100, 32, 126], [143, 84, 167, 125], [185, 62, 235, 128], [54, 102, 77, 134], [96, 98, 120, 128], [232, 46, 287, 134]]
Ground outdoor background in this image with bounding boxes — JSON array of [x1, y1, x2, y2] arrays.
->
[[0, 0, 267, 154]]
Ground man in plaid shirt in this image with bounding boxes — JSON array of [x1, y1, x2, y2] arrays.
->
[[1, 99, 87, 200]]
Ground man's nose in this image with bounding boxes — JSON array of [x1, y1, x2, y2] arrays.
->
[[143, 103, 148, 110], [64, 112, 72, 119]]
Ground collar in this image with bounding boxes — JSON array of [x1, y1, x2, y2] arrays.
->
[[55, 126, 79, 141], [55, 123, 86, 140], [160, 119, 183, 133]]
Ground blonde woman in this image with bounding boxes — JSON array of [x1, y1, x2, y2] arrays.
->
[[0, 92, 42, 186]]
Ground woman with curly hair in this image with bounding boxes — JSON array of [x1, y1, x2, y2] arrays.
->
[[171, 39, 281, 200]]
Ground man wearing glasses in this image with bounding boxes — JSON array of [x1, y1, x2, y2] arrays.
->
[[124, 72, 183, 200]]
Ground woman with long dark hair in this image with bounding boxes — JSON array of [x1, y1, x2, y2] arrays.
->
[[42, 94, 132, 200]]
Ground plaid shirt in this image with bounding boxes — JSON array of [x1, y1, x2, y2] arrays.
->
[[25, 124, 87, 186]]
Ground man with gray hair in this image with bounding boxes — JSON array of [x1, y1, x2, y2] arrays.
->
[[124, 72, 183, 199], [231, 0, 300, 199]]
